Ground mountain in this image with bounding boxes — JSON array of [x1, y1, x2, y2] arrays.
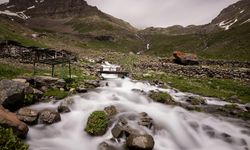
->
[[0, 0, 143, 52], [140, 0, 250, 60], [142, 0, 250, 35], [0, 0, 249, 60]]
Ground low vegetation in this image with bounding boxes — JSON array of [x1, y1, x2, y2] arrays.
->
[[135, 71, 250, 103], [0, 63, 31, 79], [85, 111, 108, 136], [44, 88, 68, 100], [0, 128, 29, 150]]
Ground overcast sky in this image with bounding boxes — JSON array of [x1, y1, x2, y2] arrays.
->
[[0, 0, 239, 28], [85, 0, 239, 28]]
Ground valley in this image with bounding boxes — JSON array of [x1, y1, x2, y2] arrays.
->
[[0, 0, 250, 150]]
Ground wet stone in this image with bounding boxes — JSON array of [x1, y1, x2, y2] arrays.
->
[[111, 124, 124, 138], [39, 110, 61, 124], [98, 142, 116, 150], [126, 134, 155, 150], [16, 107, 39, 125], [57, 105, 71, 113], [104, 105, 118, 117]]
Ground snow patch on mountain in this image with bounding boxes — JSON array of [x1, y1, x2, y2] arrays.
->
[[240, 9, 245, 14], [27, 5, 35, 10], [0, 10, 18, 17], [219, 19, 238, 30], [0, 9, 30, 19], [241, 19, 250, 24], [6, 5, 14, 8]]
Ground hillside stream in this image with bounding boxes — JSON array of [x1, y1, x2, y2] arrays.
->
[[26, 62, 250, 150]]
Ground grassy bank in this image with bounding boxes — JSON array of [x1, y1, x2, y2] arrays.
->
[[135, 71, 250, 103]]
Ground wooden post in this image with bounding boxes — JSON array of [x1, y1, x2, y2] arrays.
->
[[68, 61, 71, 78], [33, 61, 36, 76], [52, 64, 55, 77]]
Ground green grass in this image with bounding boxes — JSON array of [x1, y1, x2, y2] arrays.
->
[[0, 63, 31, 79], [77, 38, 144, 53], [144, 23, 250, 61], [135, 71, 250, 103], [44, 88, 68, 100], [0, 22, 46, 47]]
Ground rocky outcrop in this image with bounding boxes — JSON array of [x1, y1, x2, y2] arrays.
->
[[0, 79, 28, 111], [31, 76, 66, 89], [126, 134, 155, 150], [39, 110, 61, 124], [16, 107, 39, 125], [134, 60, 250, 81], [0, 106, 29, 138]]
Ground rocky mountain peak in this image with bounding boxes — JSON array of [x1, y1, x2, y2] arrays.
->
[[1, 0, 98, 18], [211, 0, 250, 30]]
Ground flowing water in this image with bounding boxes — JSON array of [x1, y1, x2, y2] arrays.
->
[[26, 63, 250, 150]]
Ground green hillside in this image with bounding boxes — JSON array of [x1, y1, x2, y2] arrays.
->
[[143, 23, 250, 61]]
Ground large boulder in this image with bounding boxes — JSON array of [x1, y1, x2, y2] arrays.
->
[[85, 111, 108, 136], [16, 108, 39, 125], [0, 106, 29, 138], [39, 110, 61, 124], [173, 51, 199, 65], [0, 79, 28, 111], [126, 134, 155, 150]]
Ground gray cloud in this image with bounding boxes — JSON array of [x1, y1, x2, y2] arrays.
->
[[0, 0, 8, 4], [85, 0, 239, 28]]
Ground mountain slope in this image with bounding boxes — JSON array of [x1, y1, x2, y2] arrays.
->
[[0, 0, 249, 61], [140, 0, 250, 61], [0, 0, 144, 52]]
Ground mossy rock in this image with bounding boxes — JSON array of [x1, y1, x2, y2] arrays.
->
[[0, 127, 29, 150], [85, 111, 108, 136], [149, 91, 176, 105], [186, 96, 207, 105]]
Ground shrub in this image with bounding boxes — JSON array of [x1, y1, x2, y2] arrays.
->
[[0, 127, 29, 150]]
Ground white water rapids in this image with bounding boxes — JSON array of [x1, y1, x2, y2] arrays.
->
[[26, 63, 250, 150]]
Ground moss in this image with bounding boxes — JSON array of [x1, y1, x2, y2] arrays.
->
[[187, 96, 206, 105], [44, 88, 68, 100], [0, 127, 29, 150], [85, 111, 108, 136], [24, 93, 35, 106], [149, 92, 176, 105]]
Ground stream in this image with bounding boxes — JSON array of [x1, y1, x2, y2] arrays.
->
[[26, 62, 250, 150]]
